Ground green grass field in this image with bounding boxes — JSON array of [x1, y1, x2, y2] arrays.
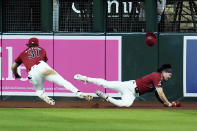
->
[[0, 108, 197, 131]]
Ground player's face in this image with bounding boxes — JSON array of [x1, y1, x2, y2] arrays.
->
[[162, 72, 172, 81]]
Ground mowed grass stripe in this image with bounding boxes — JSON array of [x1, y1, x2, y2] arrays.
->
[[0, 108, 196, 131]]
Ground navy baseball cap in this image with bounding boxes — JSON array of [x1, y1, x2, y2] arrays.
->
[[163, 68, 172, 73]]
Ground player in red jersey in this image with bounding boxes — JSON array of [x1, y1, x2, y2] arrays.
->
[[74, 64, 174, 107], [11, 37, 93, 105]]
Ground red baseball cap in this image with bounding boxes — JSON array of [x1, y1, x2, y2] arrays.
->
[[27, 37, 39, 45], [145, 32, 156, 46]]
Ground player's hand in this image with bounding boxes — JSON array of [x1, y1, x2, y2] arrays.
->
[[163, 102, 172, 107], [15, 74, 21, 79]]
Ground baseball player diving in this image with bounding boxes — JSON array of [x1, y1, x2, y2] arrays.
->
[[74, 64, 180, 107], [11, 37, 93, 105]]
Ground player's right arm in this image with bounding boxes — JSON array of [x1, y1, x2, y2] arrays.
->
[[155, 87, 172, 107], [11, 62, 21, 79]]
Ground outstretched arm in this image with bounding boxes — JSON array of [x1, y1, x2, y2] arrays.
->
[[155, 87, 172, 107], [11, 62, 21, 78]]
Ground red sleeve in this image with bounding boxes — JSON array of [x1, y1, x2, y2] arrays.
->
[[153, 75, 163, 88], [15, 54, 22, 65]]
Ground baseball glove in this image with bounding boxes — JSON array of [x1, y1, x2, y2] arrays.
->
[[172, 101, 181, 107]]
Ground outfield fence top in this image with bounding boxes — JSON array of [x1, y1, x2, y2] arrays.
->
[[0, 0, 197, 33]]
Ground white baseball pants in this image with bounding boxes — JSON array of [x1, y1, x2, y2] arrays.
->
[[87, 77, 137, 107], [28, 61, 79, 97]]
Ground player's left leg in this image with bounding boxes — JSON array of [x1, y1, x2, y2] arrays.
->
[[36, 62, 93, 101], [45, 73, 93, 101], [74, 74, 131, 93], [45, 73, 79, 93], [37, 61, 79, 93]]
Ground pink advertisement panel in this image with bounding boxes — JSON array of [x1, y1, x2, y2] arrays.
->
[[1, 35, 121, 97]]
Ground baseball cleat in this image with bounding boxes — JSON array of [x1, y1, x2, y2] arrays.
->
[[77, 92, 93, 101], [81, 94, 93, 101], [47, 98, 55, 105], [40, 94, 55, 105], [74, 74, 88, 83], [96, 90, 108, 100]]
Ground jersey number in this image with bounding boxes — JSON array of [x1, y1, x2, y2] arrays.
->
[[28, 50, 40, 59]]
